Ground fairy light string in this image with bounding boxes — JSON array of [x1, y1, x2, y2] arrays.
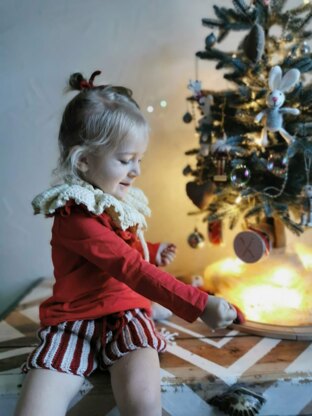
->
[[260, 156, 290, 199]]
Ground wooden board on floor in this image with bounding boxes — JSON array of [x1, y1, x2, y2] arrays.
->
[[1, 278, 312, 416]]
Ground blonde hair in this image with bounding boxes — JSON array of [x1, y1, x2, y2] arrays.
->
[[54, 72, 149, 181]]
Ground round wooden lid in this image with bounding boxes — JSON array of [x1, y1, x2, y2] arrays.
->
[[233, 230, 266, 263]]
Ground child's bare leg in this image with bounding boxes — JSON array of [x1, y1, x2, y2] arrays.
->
[[14, 369, 84, 416], [109, 348, 161, 416]]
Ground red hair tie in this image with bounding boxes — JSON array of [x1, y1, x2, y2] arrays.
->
[[79, 70, 102, 89]]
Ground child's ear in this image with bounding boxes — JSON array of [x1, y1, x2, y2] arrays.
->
[[70, 146, 89, 173], [76, 156, 89, 173]]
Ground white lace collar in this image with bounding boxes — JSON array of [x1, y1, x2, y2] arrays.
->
[[31, 177, 151, 232]]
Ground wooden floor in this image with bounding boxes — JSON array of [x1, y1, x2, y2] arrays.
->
[[1, 278, 312, 416]]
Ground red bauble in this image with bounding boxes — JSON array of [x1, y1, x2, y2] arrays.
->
[[207, 219, 223, 245]]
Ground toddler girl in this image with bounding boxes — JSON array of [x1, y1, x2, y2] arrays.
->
[[15, 71, 237, 416]]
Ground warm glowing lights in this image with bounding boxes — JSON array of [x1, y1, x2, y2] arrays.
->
[[245, 289, 298, 322], [203, 243, 312, 326], [271, 268, 296, 287], [254, 135, 263, 147], [218, 258, 243, 274], [237, 285, 302, 323], [235, 195, 242, 204], [294, 243, 312, 270], [146, 100, 168, 113]]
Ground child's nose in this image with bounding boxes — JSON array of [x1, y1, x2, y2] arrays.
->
[[129, 162, 141, 177]]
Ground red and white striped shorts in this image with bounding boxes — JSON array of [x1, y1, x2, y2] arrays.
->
[[23, 309, 167, 377]]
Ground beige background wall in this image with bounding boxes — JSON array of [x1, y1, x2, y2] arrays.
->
[[1, 0, 311, 315]]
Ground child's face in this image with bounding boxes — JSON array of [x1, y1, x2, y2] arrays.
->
[[85, 132, 149, 200]]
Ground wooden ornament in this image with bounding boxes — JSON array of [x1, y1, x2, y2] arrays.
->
[[271, 216, 287, 249], [233, 216, 286, 263], [242, 23, 265, 63], [257, 216, 286, 249], [186, 180, 216, 209], [233, 230, 269, 263]]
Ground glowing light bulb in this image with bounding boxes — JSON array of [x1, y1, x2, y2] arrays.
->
[[254, 136, 263, 147], [219, 258, 243, 274], [147, 106, 154, 113], [160, 100, 167, 108], [295, 243, 312, 270], [271, 268, 295, 287]]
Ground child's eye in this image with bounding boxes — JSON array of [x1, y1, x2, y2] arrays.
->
[[119, 160, 130, 165]]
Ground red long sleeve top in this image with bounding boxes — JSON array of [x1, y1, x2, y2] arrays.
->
[[39, 203, 208, 326]]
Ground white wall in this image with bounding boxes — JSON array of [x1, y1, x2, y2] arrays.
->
[[1, 0, 311, 316]]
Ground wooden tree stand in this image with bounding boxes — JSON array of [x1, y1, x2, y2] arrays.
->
[[234, 320, 312, 341]]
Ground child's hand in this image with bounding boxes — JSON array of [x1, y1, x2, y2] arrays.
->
[[200, 295, 237, 330], [155, 243, 177, 267]]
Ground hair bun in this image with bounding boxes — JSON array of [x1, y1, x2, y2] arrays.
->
[[69, 73, 86, 91], [69, 71, 102, 91]]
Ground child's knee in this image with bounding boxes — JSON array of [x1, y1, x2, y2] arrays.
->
[[15, 369, 84, 416], [121, 392, 161, 416]]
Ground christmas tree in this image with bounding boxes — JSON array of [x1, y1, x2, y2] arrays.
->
[[183, 0, 312, 263]]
